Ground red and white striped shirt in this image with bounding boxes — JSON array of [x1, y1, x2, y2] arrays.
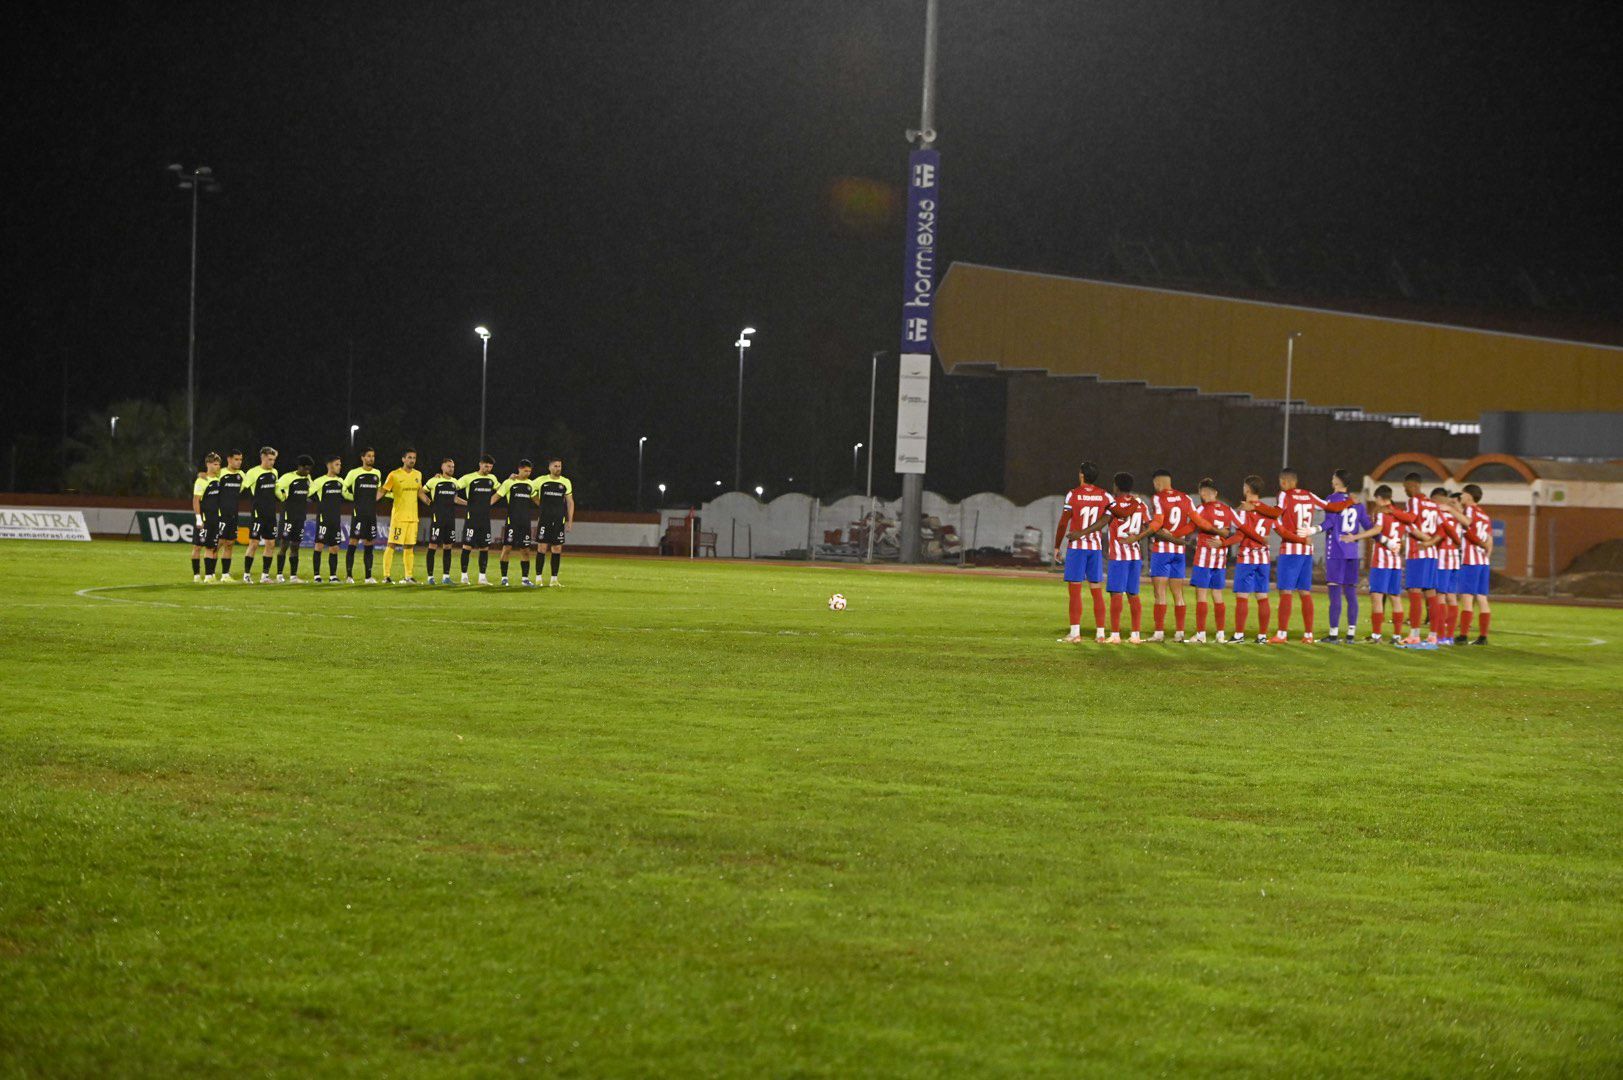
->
[[1405, 494, 1444, 560], [1193, 500, 1238, 570], [1463, 505, 1492, 567], [1370, 508, 1419, 570], [1150, 489, 1200, 555], [1275, 488, 1330, 556], [1231, 508, 1275, 565], [1054, 484, 1114, 551], [1433, 517, 1462, 572], [1108, 495, 1151, 563]]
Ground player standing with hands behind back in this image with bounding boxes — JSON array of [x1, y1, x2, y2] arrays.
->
[[379, 448, 423, 584], [535, 457, 575, 586], [423, 458, 465, 585], [343, 448, 382, 584]]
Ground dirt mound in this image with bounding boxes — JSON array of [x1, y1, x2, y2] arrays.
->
[[1559, 571, 1623, 599], [1566, 538, 1623, 575]]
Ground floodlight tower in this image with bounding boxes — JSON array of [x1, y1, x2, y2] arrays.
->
[[168, 163, 220, 469], [734, 327, 756, 491], [475, 326, 492, 456]]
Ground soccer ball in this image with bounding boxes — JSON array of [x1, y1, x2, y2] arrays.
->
[[828, 593, 847, 611]]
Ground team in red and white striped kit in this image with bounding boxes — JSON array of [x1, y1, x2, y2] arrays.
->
[[1052, 462, 1495, 647]]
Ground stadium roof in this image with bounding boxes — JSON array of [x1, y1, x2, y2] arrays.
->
[[934, 263, 1623, 423]]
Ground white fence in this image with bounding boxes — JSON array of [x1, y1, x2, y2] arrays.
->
[[683, 491, 1069, 562]]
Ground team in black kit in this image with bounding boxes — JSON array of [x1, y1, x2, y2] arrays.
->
[[186, 445, 576, 588]]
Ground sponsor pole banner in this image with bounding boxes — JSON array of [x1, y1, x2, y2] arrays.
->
[[1491, 519, 1507, 570], [895, 147, 939, 474], [0, 508, 92, 541], [894, 354, 932, 473]]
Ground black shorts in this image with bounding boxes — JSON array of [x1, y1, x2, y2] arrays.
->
[[249, 511, 278, 540], [462, 522, 492, 549], [429, 520, 457, 546], [196, 515, 219, 547], [350, 517, 378, 542], [537, 521, 566, 546], [208, 517, 236, 546], [278, 516, 304, 543], [316, 520, 343, 547], [502, 522, 534, 550]]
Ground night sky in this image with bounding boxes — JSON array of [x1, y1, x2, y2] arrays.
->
[[6, 1, 1619, 503]]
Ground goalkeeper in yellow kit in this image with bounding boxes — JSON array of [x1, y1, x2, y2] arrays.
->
[[379, 448, 424, 584]]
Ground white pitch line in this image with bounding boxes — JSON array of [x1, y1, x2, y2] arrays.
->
[[65, 585, 1612, 647], [70, 584, 870, 638]]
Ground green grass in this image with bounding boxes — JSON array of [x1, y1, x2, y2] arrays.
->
[[2, 540, 1619, 1077]]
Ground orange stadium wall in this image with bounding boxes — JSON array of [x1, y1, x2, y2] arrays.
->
[[1487, 505, 1623, 577], [936, 264, 1623, 421]]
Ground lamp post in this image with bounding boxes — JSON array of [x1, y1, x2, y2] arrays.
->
[[350, 424, 360, 450], [866, 351, 881, 561], [853, 442, 863, 486], [1282, 331, 1302, 469], [637, 435, 648, 511], [734, 327, 755, 491], [168, 163, 220, 469], [475, 326, 491, 457], [657, 482, 667, 505], [110, 415, 119, 440], [754, 485, 764, 499]]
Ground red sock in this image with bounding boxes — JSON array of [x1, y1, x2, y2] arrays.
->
[[1448, 603, 1459, 637], [1409, 590, 1424, 627], [1479, 612, 1491, 637], [1109, 593, 1122, 633], [1373, 611, 1384, 634], [1277, 593, 1293, 633], [1196, 601, 1208, 632], [1091, 587, 1106, 630], [1175, 604, 1187, 631], [1429, 597, 1444, 637], [1153, 603, 1166, 631], [1393, 611, 1405, 637], [1215, 602, 1226, 631], [1460, 610, 1473, 638], [1067, 583, 1083, 626], [1301, 595, 1315, 634], [1129, 595, 1143, 632], [1235, 597, 1249, 633], [1258, 598, 1271, 635]]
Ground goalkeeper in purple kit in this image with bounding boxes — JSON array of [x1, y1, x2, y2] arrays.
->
[[1322, 469, 1371, 642]]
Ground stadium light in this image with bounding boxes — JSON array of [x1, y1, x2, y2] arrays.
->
[[350, 423, 360, 449], [170, 163, 221, 469], [734, 327, 756, 491], [637, 435, 648, 511], [110, 415, 119, 439], [1282, 331, 1302, 469], [866, 351, 881, 562], [474, 326, 492, 456]]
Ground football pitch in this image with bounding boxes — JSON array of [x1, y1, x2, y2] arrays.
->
[[2, 541, 1619, 1076]]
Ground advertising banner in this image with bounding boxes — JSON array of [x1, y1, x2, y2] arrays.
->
[[0, 507, 92, 541], [137, 511, 350, 547], [895, 147, 939, 475], [894, 354, 932, 474]]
